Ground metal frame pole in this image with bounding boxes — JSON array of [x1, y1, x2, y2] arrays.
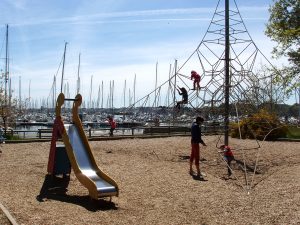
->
[[224, 0, 230, 145]]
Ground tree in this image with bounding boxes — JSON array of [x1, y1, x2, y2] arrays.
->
[[265, 0, 300, 94], [0, 85, 20, 134]]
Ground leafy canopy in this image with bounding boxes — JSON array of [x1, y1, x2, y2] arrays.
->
[[265, 0, 300, 93]]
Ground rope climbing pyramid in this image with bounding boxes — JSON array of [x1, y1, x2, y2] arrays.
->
[[175, 0, 284, 113], [125, 0, 285, 126]]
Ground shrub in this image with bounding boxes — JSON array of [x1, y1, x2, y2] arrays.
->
[[230, 109, 288, 140], [3, 134, 22, 141]]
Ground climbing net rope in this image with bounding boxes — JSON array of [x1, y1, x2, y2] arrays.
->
[[125, 0, 285, 122]]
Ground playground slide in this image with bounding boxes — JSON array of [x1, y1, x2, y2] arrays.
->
[[66, 124, 118, 198], [56, 93, 118, 200]]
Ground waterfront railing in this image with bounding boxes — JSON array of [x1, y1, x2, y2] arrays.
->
[[10, 124, 224, 140]]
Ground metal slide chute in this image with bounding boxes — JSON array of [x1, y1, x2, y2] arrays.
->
[[56, 93, 119, 199]]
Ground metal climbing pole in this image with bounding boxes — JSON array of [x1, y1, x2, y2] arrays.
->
[[224, 0, 230, 145]]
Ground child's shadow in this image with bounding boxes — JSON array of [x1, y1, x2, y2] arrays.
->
[[36, 174, 117, 211]]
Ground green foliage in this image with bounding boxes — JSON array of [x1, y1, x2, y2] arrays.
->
[[3, 134, 22, 140], [265, 0, 300, 93], [266, 0, 300, 51], [230, 109, 288, 140], [286, 126, 300, 139]]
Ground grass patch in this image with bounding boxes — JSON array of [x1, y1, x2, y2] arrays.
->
[[286, 126, 300, 139], [3, 134, 22, 141]]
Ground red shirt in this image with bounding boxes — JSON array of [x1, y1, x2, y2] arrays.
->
[[191, 72, 200, 81], [109, 120, 116, 129], [223, 146, 234, 157]]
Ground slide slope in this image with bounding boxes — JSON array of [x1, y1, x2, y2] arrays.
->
[[58, 93, 119, 199]]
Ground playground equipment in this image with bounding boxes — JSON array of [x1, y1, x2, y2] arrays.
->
[[124, 0, 284, 130], [46, 93, 119, 200], [118, 0, 285, 194]]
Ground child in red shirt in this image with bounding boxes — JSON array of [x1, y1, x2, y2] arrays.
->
[[190, 70, 201, 90], [108, 116, 116, 136], [219, 145, 235, 176]]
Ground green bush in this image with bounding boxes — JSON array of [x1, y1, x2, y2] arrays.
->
[[230, 109, 288, 140], [286, 126, 300, 139], [3, 134, 22, 141]]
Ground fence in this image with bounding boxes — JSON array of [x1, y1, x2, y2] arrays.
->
[[11, 127, 145, 139], [9, 124, 224, 140]]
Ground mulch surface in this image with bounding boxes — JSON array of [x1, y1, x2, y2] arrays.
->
[[0, 136, 299, 225]]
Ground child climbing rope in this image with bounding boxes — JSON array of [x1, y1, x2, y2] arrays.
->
[[175, 86, 188, 110], [219, 145, 235, 177], [190, 70, 201, 90]]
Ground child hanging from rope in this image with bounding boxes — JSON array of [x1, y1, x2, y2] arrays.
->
[[219, 145, 235, 177], [175, 86, 188, 110], [190, 70, 201, 90]]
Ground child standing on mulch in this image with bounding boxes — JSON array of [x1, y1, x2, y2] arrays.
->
[[190, 116, 207, 178], [219, 145, 235, 177]]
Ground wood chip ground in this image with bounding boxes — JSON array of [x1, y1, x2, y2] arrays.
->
[[0, 136, 299, 225]]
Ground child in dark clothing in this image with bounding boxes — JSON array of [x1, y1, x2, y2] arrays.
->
[[176, 87, 188, 110], [219, 145, 235, 176], [190, 116, 207, 178]]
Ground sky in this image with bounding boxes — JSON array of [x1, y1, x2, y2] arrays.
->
[[0, 0, 290, 108]]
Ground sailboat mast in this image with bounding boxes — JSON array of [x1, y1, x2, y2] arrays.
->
[[19, 76, 21, 112], [77, 53, 81, 94], [167, 63, 172, 107], [154, 62, 158, 107], [4, 24, 9, 104], [60, 42, 67, 93], [52, 75, 56, 108], [89, 75, 93, 108], [29, 80, 31, 109], [67, 82, 70, 107], [109, 81, 111, 109], [112, 80, 114, 114], [4, 24, 9, 131], [97, 85, 100, 108], [123, 79, 126, 108], [134, 73, 136, 108], [9, 78, 11, 109], [129, 88, 131, 106], [101, 80, 103, 109]]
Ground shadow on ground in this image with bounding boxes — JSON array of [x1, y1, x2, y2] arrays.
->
[[36, 174, 117, 211]]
